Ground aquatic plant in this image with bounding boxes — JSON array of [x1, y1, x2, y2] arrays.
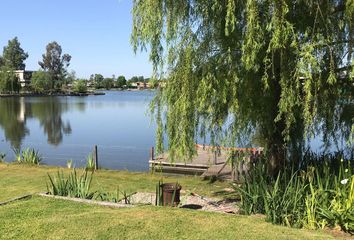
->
[[85, 154, 95, 171], [0, 152, 6, 162], [236, 153, 354, 233], [14, 148, 42, 165], [47, 169, 95, 199], [67, 159, 73, 169], [12, 148, 21, 162]]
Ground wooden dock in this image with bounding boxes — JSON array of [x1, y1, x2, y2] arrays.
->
[[149, 144, 263, 178]]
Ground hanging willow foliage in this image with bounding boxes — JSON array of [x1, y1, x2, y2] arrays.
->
[[131, 0, 354, 166]]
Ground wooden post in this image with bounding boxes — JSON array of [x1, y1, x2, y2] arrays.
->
[[150, 147, 154, 160], [214, 150, 217, 165], [232, 151, 238, 182], [94, 145, 98, 170]]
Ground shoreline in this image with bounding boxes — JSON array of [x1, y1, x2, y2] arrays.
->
[[0, 91, 105, 98]]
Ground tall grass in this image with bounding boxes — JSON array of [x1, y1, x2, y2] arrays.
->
[[67, 159, 73, 169], [47, 169, 95, 199], [236, 153, 354, 233], [85, 154, 95, 171], [14, 148, 42, 165]]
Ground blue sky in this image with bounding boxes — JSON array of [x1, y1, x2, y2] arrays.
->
[[0, 0, 152, 79]]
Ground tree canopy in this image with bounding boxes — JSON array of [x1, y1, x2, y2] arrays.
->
[[1, 37, 28, 70], [116, 75, 127, 88], [131, 0, 354, 170], [39, 41, 71, 91], [30, 70, 51, 93], [0, 37, 27, 93]]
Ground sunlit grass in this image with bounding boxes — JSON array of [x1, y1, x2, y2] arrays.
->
[[0, 196, 337, 240], [0, 163, 230, 202]]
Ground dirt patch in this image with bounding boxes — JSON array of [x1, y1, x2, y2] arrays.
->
[[130, 192, 239, 214]]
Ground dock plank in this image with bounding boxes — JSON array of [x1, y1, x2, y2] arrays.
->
[[150, 145, 263, 177]]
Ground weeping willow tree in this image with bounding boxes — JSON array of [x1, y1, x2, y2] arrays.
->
[[131, 0, 354, 172]]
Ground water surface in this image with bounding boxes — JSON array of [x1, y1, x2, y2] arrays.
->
[[0, 90, 350, 171], [0, 91, 155, 171]]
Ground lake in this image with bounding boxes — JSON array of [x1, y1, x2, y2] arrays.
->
[[0, 91, 350, 171], [0, 91, 156, 171]]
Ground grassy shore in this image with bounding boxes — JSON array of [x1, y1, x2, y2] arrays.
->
[[0, 163, 232, 202], [0, 163, 343, 239]]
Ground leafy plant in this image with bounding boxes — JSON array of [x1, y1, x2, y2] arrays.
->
[[96, 188, 121, 203], [47, 169, 95, 199], [236, 153, 354, 233], [96, 187, 136, 204], [12, 148, 21, 162], [0, 152, 6, 162], [14, 148, 42, 165], [85, 154, 95, 171], [67, 159, 73, 169]]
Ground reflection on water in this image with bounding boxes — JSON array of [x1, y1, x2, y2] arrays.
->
[[0, 98, 29, 149], [0, 97, 76, 148], [30, 98, 73, 145], [0, 91, 156, 171]]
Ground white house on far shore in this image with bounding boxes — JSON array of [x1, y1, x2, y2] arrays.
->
[[14, 70, 35, 87]]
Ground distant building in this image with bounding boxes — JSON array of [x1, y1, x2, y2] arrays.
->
[[133, 81, 151, 90], [14, 70, 35, 87]]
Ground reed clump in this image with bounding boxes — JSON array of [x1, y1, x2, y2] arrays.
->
[[47, 169, 95, 199], [14, 148, 42, 165], [236, 153, 354, 233]]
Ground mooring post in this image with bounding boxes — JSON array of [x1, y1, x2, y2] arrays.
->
[[94, 145, 98, 170], [214, 150, 217, 165], [150, 147, 154, 160]]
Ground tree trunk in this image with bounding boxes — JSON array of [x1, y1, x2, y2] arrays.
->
[[266, 49, 287, 176], [267, 140, 286, 176]]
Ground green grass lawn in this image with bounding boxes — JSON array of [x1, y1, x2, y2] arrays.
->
[[0, 163, 342, 239], [0, 163, 231, 202], [0, 196, 336, 240]]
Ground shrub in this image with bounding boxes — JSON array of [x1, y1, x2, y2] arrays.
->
[[72, 80, 87, 93], [47, 170, 95, 199], [30, 70, 51, 93], [236, 154, 354, 233], [0, 67, 20, 93]]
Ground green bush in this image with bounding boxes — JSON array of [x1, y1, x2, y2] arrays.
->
[[236, 154, 354, 233], [72, 80, 87, 93], [47, 170, 95, 199], [30, 70, 51, 93], [0, 67, 20, 93]]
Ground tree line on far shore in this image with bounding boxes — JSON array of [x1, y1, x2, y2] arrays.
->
[[0, 37, 150, 94]]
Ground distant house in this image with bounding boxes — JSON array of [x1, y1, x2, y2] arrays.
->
[[14, 70, 35, 87], [135, 81, 151, 90]]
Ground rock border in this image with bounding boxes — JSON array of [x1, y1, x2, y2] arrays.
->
[[37, 193, 134, 208], [0, 194, 32, 206]]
